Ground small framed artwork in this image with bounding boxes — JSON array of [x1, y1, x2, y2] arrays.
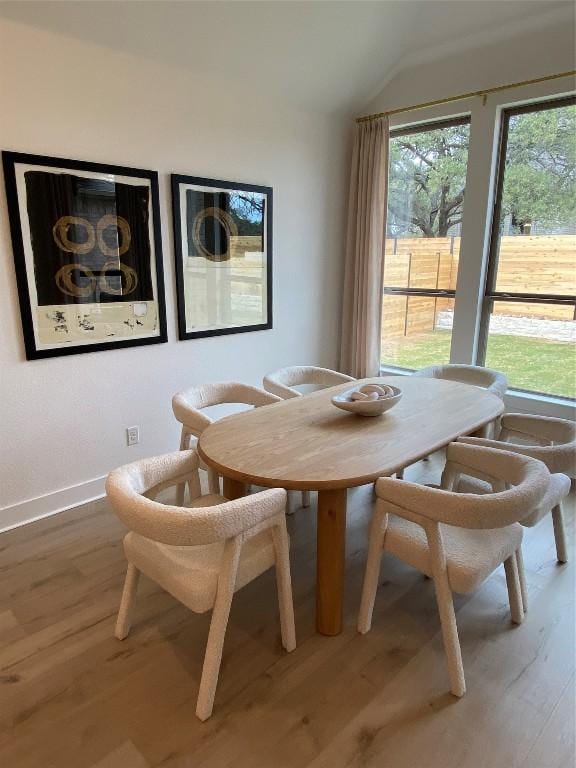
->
[[171, 174, 272, 339], [2, 151, 167, 359]]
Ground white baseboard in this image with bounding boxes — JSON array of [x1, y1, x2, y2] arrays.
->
[[0, 475, 107, 533]]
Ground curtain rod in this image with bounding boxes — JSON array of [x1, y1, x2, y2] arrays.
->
[[356, 70, 576, 123]]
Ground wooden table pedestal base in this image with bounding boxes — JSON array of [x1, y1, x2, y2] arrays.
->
[[223, 476, 348, 636], [316, 488, 347, 636]]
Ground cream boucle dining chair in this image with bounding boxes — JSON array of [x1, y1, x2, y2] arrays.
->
[[262, 367, 356, 502], [412, 364, 508, 400], [263, 365, 356, 400], [407, 365, 508, 471], [458, 413, 575, 571], [106, 449, 296, 722], [172, 381, 281, 503], [358, 442, 549, 698]]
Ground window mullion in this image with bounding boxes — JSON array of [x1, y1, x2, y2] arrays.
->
[[449, 99, 500, 365]]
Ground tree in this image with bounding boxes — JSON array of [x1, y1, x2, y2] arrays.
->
[[387, 122, 469, 237], [501, 107, 576, 233], [230, 192, 265, 236], [387, 103, 575, 238]]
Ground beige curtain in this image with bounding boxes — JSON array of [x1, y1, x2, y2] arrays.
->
[[340, 116, 389, 378]]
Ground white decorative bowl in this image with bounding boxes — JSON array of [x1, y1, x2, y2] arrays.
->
[[331, 385, 403, 417]]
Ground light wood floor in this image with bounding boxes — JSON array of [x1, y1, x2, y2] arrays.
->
[[1, 456, 574, 768]]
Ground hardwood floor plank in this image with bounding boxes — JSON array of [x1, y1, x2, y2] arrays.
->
[[307, 540, 575, 768], [0, 458, 572, 768], [521, 673, 575, 768], [0, 609, 26, 648], [90, 741, 150, 768]]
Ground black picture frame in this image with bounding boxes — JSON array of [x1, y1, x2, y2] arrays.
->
[[2, 151, 167, 360], [171, 174, 273, 340]]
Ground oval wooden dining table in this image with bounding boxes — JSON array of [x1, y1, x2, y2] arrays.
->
[[197, 376, 504, 636]]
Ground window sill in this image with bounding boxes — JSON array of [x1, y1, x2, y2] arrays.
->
[[379, 365, 412, 377], [503, 389, 575, 419], [379, 365, 413, 377], [379, 366, 576, 419]]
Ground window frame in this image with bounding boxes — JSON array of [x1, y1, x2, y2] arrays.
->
[[383, 115, 471, 371], [476, 94, 576, 400]]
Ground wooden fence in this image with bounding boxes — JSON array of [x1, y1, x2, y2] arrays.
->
[[383, 235, 576, 339]]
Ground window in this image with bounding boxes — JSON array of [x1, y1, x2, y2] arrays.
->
[[479, 97, 576, 399], [382, 117, 470, 370]]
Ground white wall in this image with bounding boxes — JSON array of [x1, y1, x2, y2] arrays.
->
[[0, 19, 350, 529]]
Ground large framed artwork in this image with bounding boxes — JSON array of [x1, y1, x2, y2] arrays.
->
[[171, 175, 272, 339], [2, 151, 167, 359]]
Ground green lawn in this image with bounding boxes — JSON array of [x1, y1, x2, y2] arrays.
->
[[382, 331, 576, 399]]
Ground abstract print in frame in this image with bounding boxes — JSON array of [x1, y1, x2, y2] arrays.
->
[[171, 174, 272, 339], [2, 151, 167, 359]]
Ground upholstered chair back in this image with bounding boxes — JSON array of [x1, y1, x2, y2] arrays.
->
[[172, 381, 281, 440], [263, 365, 355, 399], [413, 364, 507, 399], [376, 442, 550, 530], [106, 448, 286, 547], [498, 414, 576, 477]]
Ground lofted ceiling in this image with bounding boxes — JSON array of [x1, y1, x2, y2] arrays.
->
[[0, 0, 573, 114]]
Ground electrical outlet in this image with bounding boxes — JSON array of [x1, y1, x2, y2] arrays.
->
[[126, 426, 140, 446]]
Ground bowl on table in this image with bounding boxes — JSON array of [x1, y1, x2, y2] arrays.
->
[[331, 384, 403, 417]]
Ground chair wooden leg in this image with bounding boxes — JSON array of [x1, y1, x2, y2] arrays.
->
[[176, 483, 186, 506], [115, 563, 140, 640], [286, 491, 297, 515], [426, 525, 465, 697], [272, 523, 296, 652], [179, 426, 191, 451], [358, 509, 387, 634], [301, 490, 311, 508], [551, 504, 568, 564], [431, 575, 466, 696], [515, 547, 528, 613], [196, 539, 241, 722], [504, 554, 524, 625], [208, 468, 221, 496], [176, 427, 191, 505]]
